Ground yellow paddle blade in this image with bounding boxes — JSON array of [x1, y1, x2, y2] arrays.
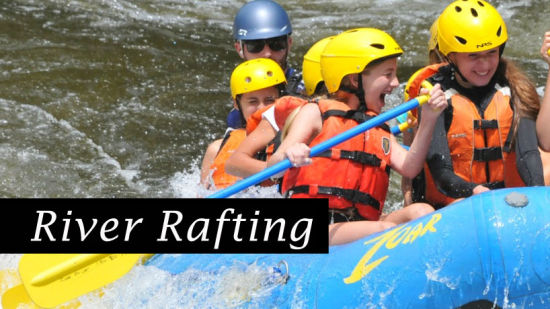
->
[[19, 254, 152, 308], [2, 284, 82, 309], [1, 268, 24, 309], [2, 284, 39, 309]]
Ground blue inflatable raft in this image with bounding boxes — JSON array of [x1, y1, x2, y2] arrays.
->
[[148, 187, 550, 308]]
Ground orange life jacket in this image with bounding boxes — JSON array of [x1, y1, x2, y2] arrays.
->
[[246, 105, 271, 134], [281, 99, 392, 221], [273, 96, 310, 130], [246, 96, 309, 135], [209, 103, 284, 189], [209, 128, 247, 189], [404, 63, 445, 118], [423, 85, 524, 206]]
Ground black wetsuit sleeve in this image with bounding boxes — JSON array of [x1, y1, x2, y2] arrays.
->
[[426, 113, 477, 198], [515, 117, 544, 186]]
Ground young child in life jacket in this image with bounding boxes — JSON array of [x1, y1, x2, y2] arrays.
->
[[537, 31, 550, 151], [200, 58, 286, 190], [264, 28, 448, 246], [225, 36, 334, 181], [406, 0, 544, 209]]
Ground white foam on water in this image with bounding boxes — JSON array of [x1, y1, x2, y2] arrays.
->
[[77, 258, 287, 309]]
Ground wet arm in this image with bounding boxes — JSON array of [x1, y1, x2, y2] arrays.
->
[[267, 103, 322, 167], [538, 31, 550, 150], [400, 129, 416, 205], [225, 119, 276, 178], [200, 139, 222, 186], [538, 69, 550, 150], [516, 117, 545, 186], [427, 115, 477, 198], [392, 84, 447, 179]]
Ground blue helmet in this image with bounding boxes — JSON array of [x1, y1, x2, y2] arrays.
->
[[233, 0, 292, 41]]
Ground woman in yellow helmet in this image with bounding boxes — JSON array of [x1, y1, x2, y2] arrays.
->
[[537, 32, 550, 151], [200, 58, 286, 190], [225, 36, 333, 181], [264, 28, 447, 245], [408, 0, 544, 209]]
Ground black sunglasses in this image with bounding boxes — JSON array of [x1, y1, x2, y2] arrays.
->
[[243, 36, 288, 53]]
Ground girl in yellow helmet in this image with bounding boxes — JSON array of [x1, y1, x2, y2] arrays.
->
[[200, 58, 286, 190], [225, 36, 333, 181], [264, 28, 447, 245], [407, 0, 544, 209], [537, 31, 550, 151]]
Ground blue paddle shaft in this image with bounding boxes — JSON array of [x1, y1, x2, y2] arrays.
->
[[208, 95, 428, 199]]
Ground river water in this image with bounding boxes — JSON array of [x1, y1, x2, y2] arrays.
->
[[0, 0, 548, 199], [0, 0, 549, 306]]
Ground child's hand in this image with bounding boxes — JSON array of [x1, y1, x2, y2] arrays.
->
[[285, 143, 312, 167], [541, 31, 550, 64], [420, 83, 447, 120]]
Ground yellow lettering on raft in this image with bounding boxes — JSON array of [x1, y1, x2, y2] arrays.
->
[[343, 213, 442, 284]]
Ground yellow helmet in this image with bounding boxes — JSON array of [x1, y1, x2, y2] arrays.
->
[[428, 17, 439, 53], [302, 36, 334, 96], [320, 28, 403, 94], [230, 58, 286, 99], [437, 0, 507, 56]]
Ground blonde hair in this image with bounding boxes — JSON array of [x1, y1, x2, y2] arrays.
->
[[280, 94, 329, 142], [280, 105, 303, 141]]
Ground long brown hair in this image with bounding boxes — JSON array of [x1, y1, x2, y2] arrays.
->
[[501, 58, 540, 119], [496, 58, 540, 146]]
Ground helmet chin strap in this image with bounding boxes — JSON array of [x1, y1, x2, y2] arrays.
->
[[339, 74, 367, 112], [450, 61, 471, 85]]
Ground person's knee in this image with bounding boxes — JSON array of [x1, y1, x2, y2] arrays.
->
[[410, 203, 434, 219], [379, 221, 396, 230]]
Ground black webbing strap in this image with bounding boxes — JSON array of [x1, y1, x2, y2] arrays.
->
[[473, 119, 498, 130], [317, 149, 381, 166], [473, 147, 503, 162], [288, 185, 380, 210]]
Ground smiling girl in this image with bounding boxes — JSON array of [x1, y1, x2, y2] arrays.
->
[[414, 0, 544, 208], [265, 28, 447, 244]]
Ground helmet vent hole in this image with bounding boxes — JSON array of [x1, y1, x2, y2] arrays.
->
[[266, 70, 273, 77], [454, 6, 462, 13], [477, 1, 485, 7], [370, 43, 385, 50], [455, 36, 467, 45], [245, 76, 252, 83], [470, 8, 478, 17], [496, 26, 502, 37]]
